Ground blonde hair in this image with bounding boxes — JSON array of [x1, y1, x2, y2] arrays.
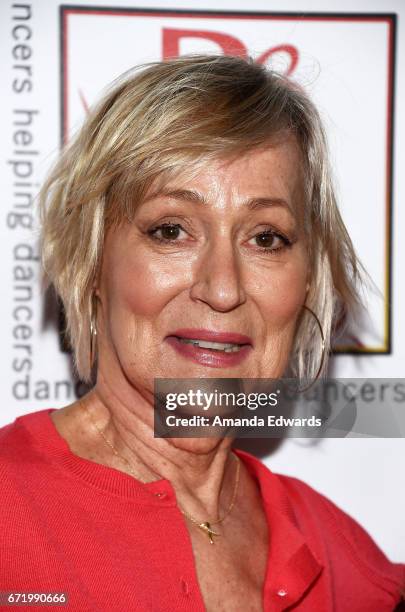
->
[[39, 54, 363, 382]]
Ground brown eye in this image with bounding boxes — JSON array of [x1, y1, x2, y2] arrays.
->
[[248, 230, 292, 255], [159, 224, 181, 240], [255, 232, 277, 248], [148, 223, 184, 242]]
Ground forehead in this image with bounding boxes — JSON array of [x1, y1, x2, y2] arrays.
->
[[145, 135, 305, 214]]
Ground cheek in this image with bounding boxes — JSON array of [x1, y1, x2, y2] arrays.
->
[[250, 258, 308, 329], [104, 247, 190, 318]]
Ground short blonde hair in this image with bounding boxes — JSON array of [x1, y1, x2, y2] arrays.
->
[[39, 54, 363, 382]]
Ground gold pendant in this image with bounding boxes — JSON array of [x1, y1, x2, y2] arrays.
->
[[198, 521, 220, 544]]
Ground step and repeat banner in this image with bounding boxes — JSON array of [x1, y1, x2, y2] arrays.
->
[[1, 0, 404, 560]]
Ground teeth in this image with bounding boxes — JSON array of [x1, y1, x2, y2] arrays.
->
[[178, 338, 242, 352]]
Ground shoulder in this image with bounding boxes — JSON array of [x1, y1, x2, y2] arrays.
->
[[278, 472, 405, 598], [235, 449, 405, 604], [0, 408, 53, 471], [0, 413, 26, 460], [279, 471, 393, 548], [0, 409, 39, 446], [0, 412, 42, 519]]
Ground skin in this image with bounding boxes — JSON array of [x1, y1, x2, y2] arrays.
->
[[52, 136, 310, 610]]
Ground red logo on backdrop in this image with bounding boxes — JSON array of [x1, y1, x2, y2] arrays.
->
[[162, 28, 299, 75], [79, 29, 299, 113]]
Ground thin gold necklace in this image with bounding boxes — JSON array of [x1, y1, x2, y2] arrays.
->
[[82, 401, 241, 544]]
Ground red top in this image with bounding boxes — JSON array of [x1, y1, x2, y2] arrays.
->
[[0, 408, 403, 611]]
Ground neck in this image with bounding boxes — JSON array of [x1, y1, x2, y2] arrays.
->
[[82, 369, 238, 520]]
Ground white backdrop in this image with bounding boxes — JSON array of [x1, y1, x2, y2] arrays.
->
[[0, 0, 404, 562]]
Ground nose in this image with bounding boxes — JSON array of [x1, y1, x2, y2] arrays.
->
[[189, 237, 246, 312]]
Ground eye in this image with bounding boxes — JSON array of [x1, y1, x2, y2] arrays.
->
[[147, 223, 187, 243], [249, 230, 292, 253]]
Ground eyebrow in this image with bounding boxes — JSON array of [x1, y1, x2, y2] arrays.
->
[[150, 188, 292, 213]]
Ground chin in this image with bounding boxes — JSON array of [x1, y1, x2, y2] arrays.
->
[[167, 437, 230, 453]]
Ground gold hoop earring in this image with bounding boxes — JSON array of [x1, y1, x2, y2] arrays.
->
[[297, 305, 326, 394], [89, 294, 98, 371]]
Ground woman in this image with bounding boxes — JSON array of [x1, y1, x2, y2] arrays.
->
[[0, 55, 403, 611]]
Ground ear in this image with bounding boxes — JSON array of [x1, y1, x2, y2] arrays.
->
[[92, 271, 101, 298], [92, 286, 102, 306]]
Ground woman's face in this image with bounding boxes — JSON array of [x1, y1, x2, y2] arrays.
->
[[96, 136, 310, 395]]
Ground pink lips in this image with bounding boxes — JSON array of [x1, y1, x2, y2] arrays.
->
[[165, 328, 253, 368]]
